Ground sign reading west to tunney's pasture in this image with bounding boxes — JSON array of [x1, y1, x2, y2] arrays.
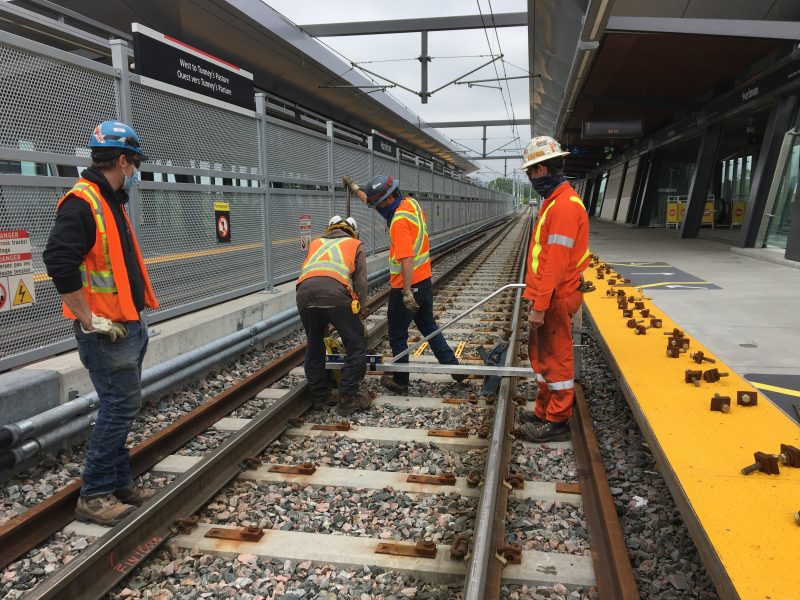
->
[[132, 23, 254, 110]]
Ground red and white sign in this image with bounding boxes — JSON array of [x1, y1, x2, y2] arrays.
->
[[0, 230, 34, 310], [299, 214, 312, 250]]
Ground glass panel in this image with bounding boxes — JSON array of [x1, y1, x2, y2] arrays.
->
[[593, 173, 608, 216], [650, 161, 695, 227], [764, 137, 800, 249]]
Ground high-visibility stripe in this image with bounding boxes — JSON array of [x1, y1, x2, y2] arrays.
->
[[298, 237, 356, 292], [546, 379, 575, 390], [529, 202, 555, 275], [389, 198, 429, 276], [535, 373, 546, 383], [79, 265, 117, 293], [547, 234, 575, 248]]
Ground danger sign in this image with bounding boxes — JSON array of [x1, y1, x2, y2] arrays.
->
[[214, 201, 231, 243], [0, 230, 34, 311], [299, 214, 312, 250]]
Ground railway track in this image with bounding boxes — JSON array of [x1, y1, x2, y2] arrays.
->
[[4, 212, 638, 599]]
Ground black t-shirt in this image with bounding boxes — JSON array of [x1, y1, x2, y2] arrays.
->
[[43, 168, 146, 315]]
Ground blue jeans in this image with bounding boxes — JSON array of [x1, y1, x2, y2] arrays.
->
[[387, 278, 457, 385], [74, 317, 148, 497]]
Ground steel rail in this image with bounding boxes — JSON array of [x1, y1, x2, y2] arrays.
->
[[570, 385, 641, 599], [0, 216, 512, 572], [463, 210, 531, 600], [13, 216, 521, 598]]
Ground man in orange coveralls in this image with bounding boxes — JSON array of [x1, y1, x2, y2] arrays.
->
[[517, 136, 590, 443]]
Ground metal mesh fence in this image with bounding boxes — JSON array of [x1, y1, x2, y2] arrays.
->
[[130, 82, 259, 173], [137, 187, 266, 313], [0, 33, 513, 371], [0, 43, 118, 155]]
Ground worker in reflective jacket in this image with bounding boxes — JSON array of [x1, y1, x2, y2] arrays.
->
[[343, 175, 464, 395], [43, 121, 158, 526], [517, 136, 590, 443], [296, 215, 372, 415]]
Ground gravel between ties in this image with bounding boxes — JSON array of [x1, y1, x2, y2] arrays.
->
[[581, 323, 719, 599]]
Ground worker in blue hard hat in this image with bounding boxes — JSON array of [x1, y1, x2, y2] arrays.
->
[[43, 120, 158, 526], [342, 174, 465, 395]]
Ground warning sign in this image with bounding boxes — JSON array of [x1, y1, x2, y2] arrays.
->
[[299, 213, 312, 251], [214, 201, 231, 243], [0, 230, 34, 310], [12, 276, 34, 307]]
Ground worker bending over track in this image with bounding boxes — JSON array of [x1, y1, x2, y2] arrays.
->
[[517, 136, 590, 443], [296, 216, 372, 415], [342, 175, 465, 395]]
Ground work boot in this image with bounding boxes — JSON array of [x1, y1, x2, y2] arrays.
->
[[518, 410, 546, 426], [519, 420, 570, 443], [76, 494, 136, 526], [338, 390, 373, 415], [311, 389, 338, 408], [380, 374, 409, 395], [114, 485, 157, 506]]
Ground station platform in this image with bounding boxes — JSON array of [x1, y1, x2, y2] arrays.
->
[[584, 219, 800, 600], [588, 219, 800, 425]]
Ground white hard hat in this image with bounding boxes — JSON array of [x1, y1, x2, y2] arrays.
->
[[521, 136, 571, 170], [329, 215, 358, 230]]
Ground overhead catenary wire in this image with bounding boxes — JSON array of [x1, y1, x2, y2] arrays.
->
[[487, 0, 524, 156]]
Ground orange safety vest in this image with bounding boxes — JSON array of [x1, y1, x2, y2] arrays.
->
[[524, 181, 590, 311], [296, 236, 362, 298], [56, 178, 158, 322], [388, 197, 431, 288]]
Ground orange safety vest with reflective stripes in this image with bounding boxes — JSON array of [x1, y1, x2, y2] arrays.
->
[[524, 181, 590, 311], [388, 197, 431, 289], [56, 178, 158, 322], [297, 236, 362, 298]]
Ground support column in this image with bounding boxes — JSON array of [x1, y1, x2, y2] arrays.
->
[[326, 121, 335, 220], [255, 93, 274, 292], [611, 162, 629, 222], [635, 150, 663, 226], [681, 124, 723, 238], [110, 39, 141, 239], [739, 93, 800, 247], [419, 31, 431, 104], [368, 136, 376, 255]]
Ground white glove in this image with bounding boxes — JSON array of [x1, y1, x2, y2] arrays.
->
[[402, 290, 420, 313], [81, 314, 128, 342]]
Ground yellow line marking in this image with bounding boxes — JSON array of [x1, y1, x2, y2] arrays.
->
[[605, 262, 666, 267], [634, 281, 711, 289], [31, 237, 301, 283], [749, 381, 800, 399]]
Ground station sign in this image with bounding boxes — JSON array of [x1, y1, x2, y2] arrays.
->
[[132, 23, 254, 110], [582, 120, 642, 139], [371, 130, 397, 158]]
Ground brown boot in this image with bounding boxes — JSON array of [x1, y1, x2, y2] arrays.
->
[[338, 390, 373, 415], [114, 485, 157, 506], [76, 494, 136, 526]]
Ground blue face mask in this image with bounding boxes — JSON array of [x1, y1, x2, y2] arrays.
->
[[122, 163, 140, 190], [529, 173, 566, 199], [376, 195, 402, 221]]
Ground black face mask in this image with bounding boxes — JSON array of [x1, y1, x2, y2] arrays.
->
[[529, 173, 567, 199]]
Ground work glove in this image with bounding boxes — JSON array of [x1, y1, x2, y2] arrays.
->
[[342, 176, 360, 194], [81, 313, 128, 342], [402, 290, 420, 313]]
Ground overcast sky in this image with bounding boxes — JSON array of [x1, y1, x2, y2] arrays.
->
[[263, 0, 530, 182]]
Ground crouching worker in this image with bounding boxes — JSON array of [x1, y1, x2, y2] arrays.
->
[[296, 215, 372, 415]]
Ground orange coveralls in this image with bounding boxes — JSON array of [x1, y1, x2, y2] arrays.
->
[[523, 181, 590, 423]]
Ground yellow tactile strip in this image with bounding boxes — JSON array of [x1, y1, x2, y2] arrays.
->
[[584, 263, 800, 600]]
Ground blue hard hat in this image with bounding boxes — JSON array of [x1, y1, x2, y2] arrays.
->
[[88, 121, 147, 160], [365, 175, 399, 207]]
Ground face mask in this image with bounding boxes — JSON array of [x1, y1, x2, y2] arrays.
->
[[528, 173, 566, 199], [122, 162, 140, 190], [376, 195, 402, 221]]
